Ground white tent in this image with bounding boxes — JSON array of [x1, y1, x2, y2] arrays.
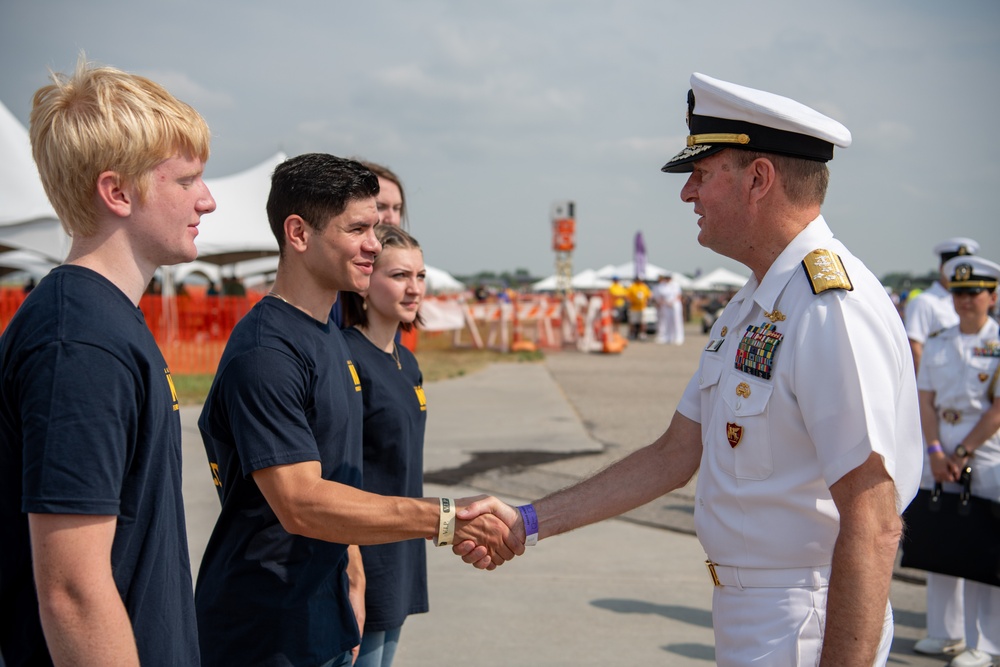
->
[[424, 265, 465, 294], [594, 262, 692, 289], [689, 267, 749, 292], [531, 268, 612, 292], [196, 152, 285, 265], [173, 255, 281, 286], [0, 250, 58, 280], [0, 99, 70, 261]]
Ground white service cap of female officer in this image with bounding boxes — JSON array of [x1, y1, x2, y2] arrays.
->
[[661, 73, 853, 173], [942, 255, 1000, 291]]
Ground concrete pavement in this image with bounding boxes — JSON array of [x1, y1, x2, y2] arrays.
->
[[180, 326, 945, 666]]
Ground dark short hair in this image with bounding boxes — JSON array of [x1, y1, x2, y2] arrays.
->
[[266, 153, 380, 253], [342, 224, 425, 331]]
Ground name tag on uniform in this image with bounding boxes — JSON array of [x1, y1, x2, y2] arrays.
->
[[705, 338, 724, 352]]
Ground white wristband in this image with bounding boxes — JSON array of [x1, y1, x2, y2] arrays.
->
[[436, 498, 456, 546], [518, 504, 539, 546]]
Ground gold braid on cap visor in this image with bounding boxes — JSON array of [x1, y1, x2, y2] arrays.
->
[[949, 279, 998, 289], [687, 133, 751, 147]]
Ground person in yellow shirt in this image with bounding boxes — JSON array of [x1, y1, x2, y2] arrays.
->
[[626, 278, 652, 340], [608, 277, 628, 328]]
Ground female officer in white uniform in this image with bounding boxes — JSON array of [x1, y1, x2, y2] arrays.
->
[[917, 255, 1000, 667]]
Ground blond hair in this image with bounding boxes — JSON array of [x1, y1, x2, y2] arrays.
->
[[29, 57, 211, 237]]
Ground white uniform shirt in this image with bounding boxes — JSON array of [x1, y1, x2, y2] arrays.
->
[[917, 319, 1000, 499], [654, 280, 681, 308], [905, 281, 958, 344], [677, 216, 922, 569]]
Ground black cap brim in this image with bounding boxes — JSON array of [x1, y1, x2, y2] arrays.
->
[[661, 144, 725, 173]]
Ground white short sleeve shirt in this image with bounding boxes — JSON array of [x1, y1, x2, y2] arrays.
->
[[917, 319, 1000, 498], [677, 216, 922, 568], [904, 281, 958, 344]]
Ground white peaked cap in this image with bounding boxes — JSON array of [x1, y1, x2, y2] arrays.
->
[[663, 72, 852, 173]]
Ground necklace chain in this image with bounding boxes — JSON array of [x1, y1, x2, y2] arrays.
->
[[267, 291, 293, 306], [391, 342, 402, 370], [357, 325, 402, 370]]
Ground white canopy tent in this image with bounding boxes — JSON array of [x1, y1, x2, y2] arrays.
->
[[531, 268, 612, 292], [173, 256, 280, 286], [0, 250, 58, 280], [594, 262, 693, 289], [0, 99, 70, 261], [688, 267, 750, 292], [195, 152, 285, 265], [424, 265, 465, 294]]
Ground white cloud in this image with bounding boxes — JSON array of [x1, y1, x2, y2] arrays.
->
[[140, 69, 235, 110]]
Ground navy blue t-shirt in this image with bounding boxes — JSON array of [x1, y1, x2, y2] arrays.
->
[[196, 297, 364, 666], [342, 328, 429, 632], [0, 265, 198, 667]]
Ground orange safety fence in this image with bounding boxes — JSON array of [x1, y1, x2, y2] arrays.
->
[[1, 286, 266, 375]]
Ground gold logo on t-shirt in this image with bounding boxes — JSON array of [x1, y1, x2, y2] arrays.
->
[[414, 385, 427, 412], [347, 360, 361, 392], [164, 368, 179, 411]]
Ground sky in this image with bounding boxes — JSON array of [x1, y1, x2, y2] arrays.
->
[[2, 1, 998, 280]]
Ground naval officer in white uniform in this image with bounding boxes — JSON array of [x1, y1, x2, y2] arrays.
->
[[909, 236, 981, 660], [906, 237, 980, 371], [916, 255, 1000, 667], [457, 72, 922, 666]]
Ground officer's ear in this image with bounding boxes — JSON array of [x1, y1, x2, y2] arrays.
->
[[746, 157, 776, 205]]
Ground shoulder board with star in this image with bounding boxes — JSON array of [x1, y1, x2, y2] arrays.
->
[[801, 249, 853, 295]]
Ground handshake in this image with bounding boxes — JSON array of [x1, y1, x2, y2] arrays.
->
[[437, 496, 536, 570]]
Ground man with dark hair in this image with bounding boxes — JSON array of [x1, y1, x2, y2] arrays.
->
[[195, 153, 520, 667], [460, 73, 921, 665]]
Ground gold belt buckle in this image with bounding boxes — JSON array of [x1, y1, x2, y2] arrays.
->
[[705, 560, 721, 587]]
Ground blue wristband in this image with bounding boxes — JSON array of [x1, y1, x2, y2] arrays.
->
[[518, 504, 539, 546]]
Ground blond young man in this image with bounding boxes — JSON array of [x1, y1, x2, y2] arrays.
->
[[0, 61, 216, 666]]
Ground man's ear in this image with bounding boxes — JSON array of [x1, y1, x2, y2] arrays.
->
[[96, 171, 131, 218], [284, 215, 310, 254], [747, 157, 776, 205]]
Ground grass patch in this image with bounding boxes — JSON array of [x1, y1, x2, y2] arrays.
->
[[172, 330, 544, 404], [172, 374, 216, 405], [414, 331, 544, 383]]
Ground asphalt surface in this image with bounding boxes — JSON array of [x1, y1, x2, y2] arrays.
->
[[180, 324, 948, 666]]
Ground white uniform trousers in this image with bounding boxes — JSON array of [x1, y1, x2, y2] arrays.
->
[[926, 572, 965, 639], [712, 583, 892, 666], [964, 579, 1000, 654]]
